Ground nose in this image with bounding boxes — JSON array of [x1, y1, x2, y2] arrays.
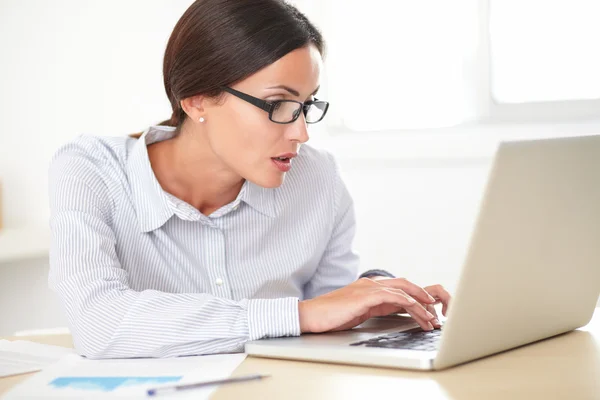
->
[[286, 113, 309, 144]]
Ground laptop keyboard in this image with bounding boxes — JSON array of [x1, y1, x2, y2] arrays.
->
[[349, 326, 443, 351]]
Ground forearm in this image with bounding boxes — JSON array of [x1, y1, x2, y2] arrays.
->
[[54, 276, 300, 359]]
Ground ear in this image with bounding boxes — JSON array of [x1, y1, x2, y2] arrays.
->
[[180, 95, 207, 123]]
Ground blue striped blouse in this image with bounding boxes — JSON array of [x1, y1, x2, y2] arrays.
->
[[48, 125, 389, 359]]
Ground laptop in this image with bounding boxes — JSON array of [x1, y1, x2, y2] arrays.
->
[[245, 134, 600, 370]]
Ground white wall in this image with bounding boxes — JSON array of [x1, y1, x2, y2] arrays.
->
[[0, 0, 193, 335], [0, 0, 194, 229], [0, 1, 598, 335], [0, 258, 67, 335]]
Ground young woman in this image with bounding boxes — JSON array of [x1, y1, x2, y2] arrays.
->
[[49, 0, 450, 359]]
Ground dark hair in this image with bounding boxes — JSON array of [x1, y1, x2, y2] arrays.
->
[[158, 0, 325, 129]]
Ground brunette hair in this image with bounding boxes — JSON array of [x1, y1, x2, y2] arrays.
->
[[130, 0, 324, 139]]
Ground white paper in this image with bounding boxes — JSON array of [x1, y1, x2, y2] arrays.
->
[[4, 352, 247, 399], [0, 340, 75, 378]]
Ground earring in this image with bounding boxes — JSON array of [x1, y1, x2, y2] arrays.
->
[[199, 117, 205, 123]]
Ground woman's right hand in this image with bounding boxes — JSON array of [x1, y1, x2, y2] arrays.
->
[[298, 277, 450, 333]]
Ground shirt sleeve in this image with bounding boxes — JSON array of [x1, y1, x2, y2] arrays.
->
[[48, 142, 300, 359], [303, 154, 361, 299]]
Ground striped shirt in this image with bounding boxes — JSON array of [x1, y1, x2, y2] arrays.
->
[[48, 125, 387, 359]]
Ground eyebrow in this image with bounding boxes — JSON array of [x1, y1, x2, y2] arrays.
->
[[267, 85, 320, 97]]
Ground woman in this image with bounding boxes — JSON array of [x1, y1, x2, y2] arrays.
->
[[49, 0, 450, 359]]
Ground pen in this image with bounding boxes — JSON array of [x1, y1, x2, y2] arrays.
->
[[146, 373, 271, 396]]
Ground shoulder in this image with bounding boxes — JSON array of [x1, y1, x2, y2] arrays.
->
[[51, 135, 131, 167], [286, 144, 339, 188], [50, 135, 134, 178], [49, 134, 137, 202]]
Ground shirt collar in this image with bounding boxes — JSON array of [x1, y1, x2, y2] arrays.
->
[[127, 126, 177, 233], [127, 125, 277, 233], [238, 179, 277, 218]]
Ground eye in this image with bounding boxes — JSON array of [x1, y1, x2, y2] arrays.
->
[[271, 101, 283, 111], [293, 108, 302, 119]]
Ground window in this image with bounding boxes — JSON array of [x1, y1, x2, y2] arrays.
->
[[294, 0, 600, 132], [326, 0, 474, 131], [490, 0, 600, 103]]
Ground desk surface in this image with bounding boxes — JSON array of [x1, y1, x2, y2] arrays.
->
[[2, 309, 599, 400]]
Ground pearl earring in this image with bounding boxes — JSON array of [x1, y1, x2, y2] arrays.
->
[[199, 117, 205, 123]]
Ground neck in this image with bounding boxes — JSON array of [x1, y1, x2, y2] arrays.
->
[[147, 123, 244, 216]]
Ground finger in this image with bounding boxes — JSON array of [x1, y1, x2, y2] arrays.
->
[[425, 285, 451, 316], [361, 288, 420, 322], [382, 288, 437, 321], [408, 312, 434, 331], [366, 303, 408, 319], [374, 278, 437, 305], [424, 285, 452, 317], [425, 303, 438, 318], [383, 300, 436, 331], [368, 289, 432, 330], [425, 304, 441, 328], [381, 288, 434, 318], [380, 289, 437, 330], [366, 286, 418, 310]]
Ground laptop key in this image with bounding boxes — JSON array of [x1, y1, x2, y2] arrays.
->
[[349, 327, 443, 351]]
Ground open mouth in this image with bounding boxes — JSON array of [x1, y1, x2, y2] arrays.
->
[[271, 156, 293, 172]]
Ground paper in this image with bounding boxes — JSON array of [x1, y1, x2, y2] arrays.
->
[[0, 340, 74, 378], [4, 352, 247, 399]]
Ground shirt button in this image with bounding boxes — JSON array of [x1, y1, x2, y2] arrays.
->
[[215, 278, 224, 286], [233, 204, 239, 211]]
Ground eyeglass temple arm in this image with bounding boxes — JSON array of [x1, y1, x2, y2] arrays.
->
[[221, 87, 273, 113]]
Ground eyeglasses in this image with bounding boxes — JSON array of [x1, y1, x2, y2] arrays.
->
[[221, 87, 329, 124]]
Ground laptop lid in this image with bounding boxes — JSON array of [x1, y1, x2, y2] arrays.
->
[[434, 135, 600, 369]]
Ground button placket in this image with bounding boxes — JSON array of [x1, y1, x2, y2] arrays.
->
[[209, 227, 231, 298]]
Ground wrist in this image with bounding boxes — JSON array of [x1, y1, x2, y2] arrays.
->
[[298, 300, 312, 333]]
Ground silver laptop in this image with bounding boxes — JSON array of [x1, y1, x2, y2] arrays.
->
[[245, 134, 600, 370]]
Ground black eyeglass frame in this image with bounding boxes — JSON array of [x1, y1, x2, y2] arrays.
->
[[221, 86, 329, 124]]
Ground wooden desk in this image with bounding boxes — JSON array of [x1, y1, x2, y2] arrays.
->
[[2, 309, 599, 399]]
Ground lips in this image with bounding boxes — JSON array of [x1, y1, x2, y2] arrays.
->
[[271, 153, 296, 172], [272, 153, 297, 161]]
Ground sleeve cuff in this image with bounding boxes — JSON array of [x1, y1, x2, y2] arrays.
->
[[359, 269, 396, 279], [247, 297, 301, 341]]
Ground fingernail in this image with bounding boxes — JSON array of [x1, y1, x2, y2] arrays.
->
[[428, 295, 436, 303], [408, 297, 417, 303], [426, 311, 435, 319], [433, 319, 441, 326]]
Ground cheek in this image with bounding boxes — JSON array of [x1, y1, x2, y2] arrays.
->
[[239, 122, 283, 164], [207, 116, 287, 187], [209, 110, 281, 166]]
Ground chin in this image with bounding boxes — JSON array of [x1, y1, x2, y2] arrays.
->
[[252, 173, 286, 189]]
